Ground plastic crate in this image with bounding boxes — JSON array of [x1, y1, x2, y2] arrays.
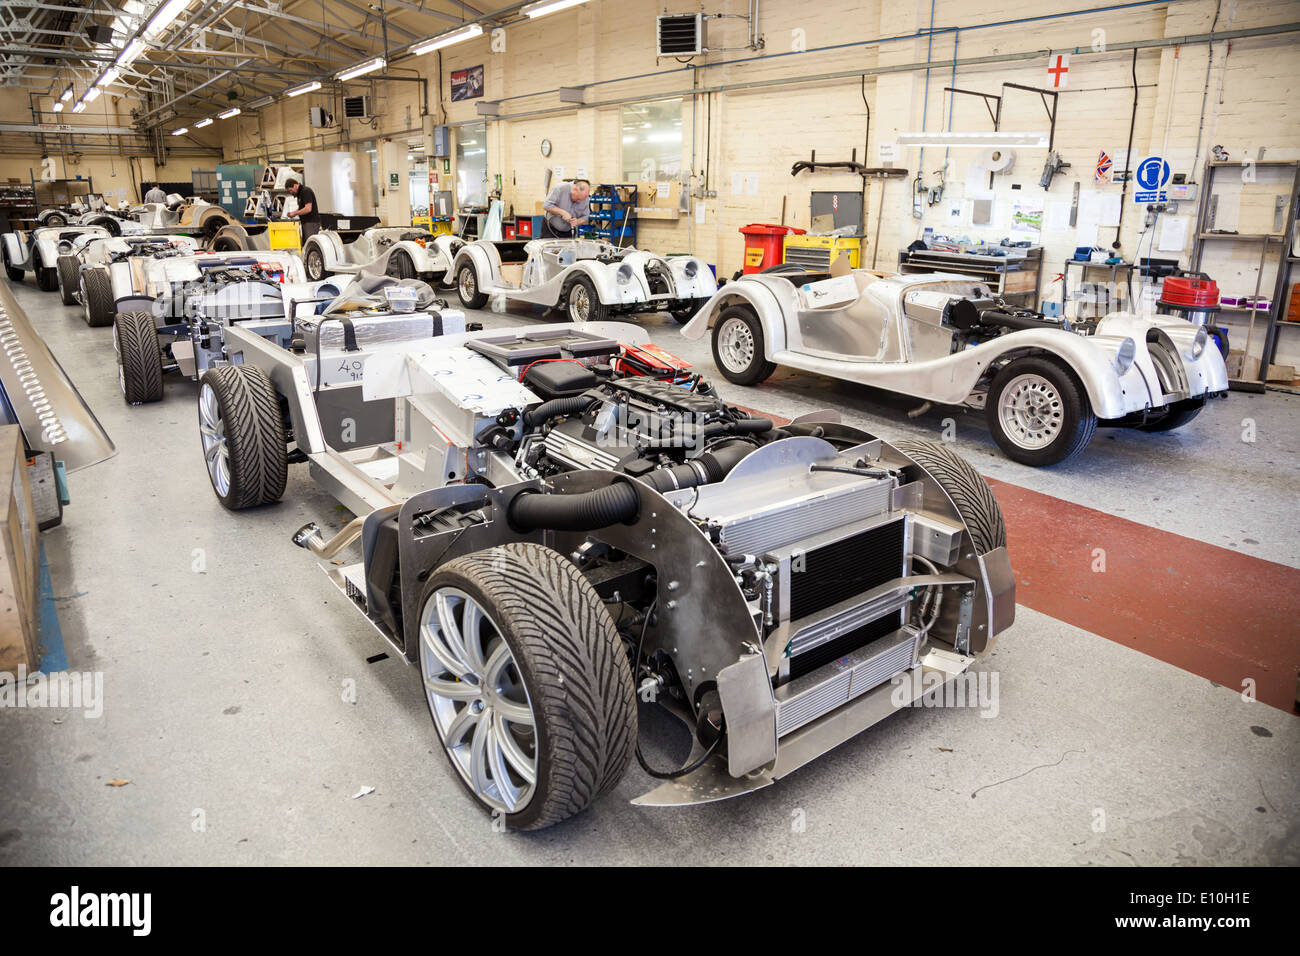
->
[[267, 220, 301, 252]]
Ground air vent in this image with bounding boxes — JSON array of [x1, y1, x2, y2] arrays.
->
[[343, 95, 372, 120], [309, 106, 334, 128], [657, 13, 704, 57]]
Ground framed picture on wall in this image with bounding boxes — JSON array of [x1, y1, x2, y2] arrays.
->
[[450, 65, 484, 101]]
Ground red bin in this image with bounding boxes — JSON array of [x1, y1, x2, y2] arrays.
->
[[739, 223, 805, 274]]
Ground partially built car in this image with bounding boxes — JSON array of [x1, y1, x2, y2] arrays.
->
[[197, 316, 1015, 829]]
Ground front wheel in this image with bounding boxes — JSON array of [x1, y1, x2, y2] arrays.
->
[[81, 268, 115, 326], [387, 249, 417, 279], [57, 255, 79, 305], [417, 542, 636, 830], [711, 305, 776, 385], [1137, 398, 1204, 432], [113, 311, 164, 405], [304, 245, 330, 281], [198, 365, 288, 510], [986, 356, 1097, 466], [893, 440, 1006, 554], [2, 250, 21, 283], [565, 276, 608, 323], [456, 262, 488, 309], [34, 252, 57, 292]]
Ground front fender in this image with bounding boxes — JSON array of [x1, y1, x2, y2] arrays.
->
[[1, 233, 22, 265]]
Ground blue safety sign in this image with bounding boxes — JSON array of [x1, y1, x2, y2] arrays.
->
[[1133, 155, 1170, 203]]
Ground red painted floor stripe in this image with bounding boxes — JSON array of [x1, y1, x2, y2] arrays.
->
[[987, 478, 1300, 713]]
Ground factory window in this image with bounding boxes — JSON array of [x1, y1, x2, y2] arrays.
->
[[456, 122, 488, 209], [621, 98, 682, 183]]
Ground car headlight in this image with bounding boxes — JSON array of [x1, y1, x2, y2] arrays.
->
[[1114, 337, 1137, 375], [684, 259, 698, 278], [1185, 326, 1207, 360], [617, 263, 633, 285], [58, 240, 73, 253]]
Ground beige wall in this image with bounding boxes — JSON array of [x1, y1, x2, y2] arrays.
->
[[212, 0, 1298, 355]]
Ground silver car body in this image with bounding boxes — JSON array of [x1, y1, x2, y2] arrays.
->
[[303, 227, 463, 281]]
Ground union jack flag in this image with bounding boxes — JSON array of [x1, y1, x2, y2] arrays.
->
[[1096, 151, 1113, 182]]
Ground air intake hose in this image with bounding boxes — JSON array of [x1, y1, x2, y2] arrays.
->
[[509, 482, 639, 531], [522, 394, 597, 428]]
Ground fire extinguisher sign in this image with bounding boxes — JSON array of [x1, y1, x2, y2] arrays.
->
[[1133, 155, 1170, 203]]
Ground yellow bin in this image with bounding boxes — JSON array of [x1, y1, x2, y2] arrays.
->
[[412, 215, 433, 230], [782, 234, 862, 270], [267, 220, 301, 252]]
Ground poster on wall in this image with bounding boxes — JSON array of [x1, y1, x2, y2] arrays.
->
[[451, 65, 484, 101], [1010, 199, 1044, 237]]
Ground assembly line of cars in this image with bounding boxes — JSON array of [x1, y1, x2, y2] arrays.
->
[[0, 203, 1230, 828]]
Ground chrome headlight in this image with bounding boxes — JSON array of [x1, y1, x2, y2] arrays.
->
[[616, 263, 633, 285], [1114, 337, 1137, 375], [1186, 326, 1208, 360]]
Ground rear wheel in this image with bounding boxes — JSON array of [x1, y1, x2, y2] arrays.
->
[[417, 542, 636, 830], [986, 356, 1096, 466], [113, 311, 164, 405], [893, 439, 1006, 554], [388, 249, 417, 279], [566, 276, 608, 322], [81, 268, 115, 326], [1137, 398, 1204, 432], [198, 365, 288, 510], [304, 245, 330, 281], [2, 249, 21, 283], [456, 262, 488, 309], [56, 255, 79, 305], [712, 305, 776, 385]]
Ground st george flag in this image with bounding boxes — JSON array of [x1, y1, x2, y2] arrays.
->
[[1048, 53, 1070, 88]]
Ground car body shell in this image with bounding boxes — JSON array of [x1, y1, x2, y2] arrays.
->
[[682, 270, 1229, 421], [3, 224, 115, 279], [63, 234, 202, 316], [452, 238, 717, 314], [303, 227, 463, 281]]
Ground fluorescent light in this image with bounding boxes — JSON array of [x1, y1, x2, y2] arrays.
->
[[52, 101, 64, 113], [285, 81, 321, 98], [83, 86, 102, 103], [218, 107, 241, 119], [896, 131, 1050, 148], [172, 127, 188, 135], [117, 38, 146, 67], [194, 117, 212, 128], [522, 0, 588, 17], [413, 23, 482, 54], [145, 0, 191, 37], [245, 95, 274, 110], [337, 57, 385, 81], [97, 67, 120, 87], [72, 101, 86, 113], [59, 87, 73, 102]]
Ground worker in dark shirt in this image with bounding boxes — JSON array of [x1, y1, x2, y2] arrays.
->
[[285, 178, 321, 239]]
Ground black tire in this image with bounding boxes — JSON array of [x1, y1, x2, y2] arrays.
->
[[456, 261, 488, 309], [893, 439, 1006, 554], [671, 298, 705, 324], [1136, 398, 1204, 432], [56, 255, 79, 305], [985, 356, 1097, 466], [417, 542, 636, 830], [565, 275, 608, 322], [304, 245, 330, 281], [113, 311, 164, 405], [41, 211, 67, 227], [3, 249, 21, 282], [198, 365, 287, 510], [34, 251, 57, 292], [387, 249, 417, 279], [81, 268, 115, 326], [711, 305, 776, 385]]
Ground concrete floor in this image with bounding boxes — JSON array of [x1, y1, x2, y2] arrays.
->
[[0, 280, 1296, 865]]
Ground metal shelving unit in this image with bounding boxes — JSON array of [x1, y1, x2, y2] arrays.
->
[[896, 246, 1043, 308], [1190, 159, 1300, 388], [584, 184, 637, 247]]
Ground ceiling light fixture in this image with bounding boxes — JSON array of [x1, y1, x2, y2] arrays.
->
[[172, 127, 188, 135], [145, 0, 191, 38], [245, 95, 274, 110], [412, 23, 482, 55], [521, 0, 589, 17], [285, 81, 321, 98], [52, 101, 64, 113], [194, 117, 213, 128], [337, 57, 385, 81], [59, 86, 74, 102], [117, 37, 146, 67], [97, 67, 120, 87], [71, 101, 86, 113], [83, 86, 102, 103], [218, 107, 241, 119]]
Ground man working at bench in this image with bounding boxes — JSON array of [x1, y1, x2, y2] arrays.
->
[[285, 178, 321, 240], [541, 178, 590, 239]]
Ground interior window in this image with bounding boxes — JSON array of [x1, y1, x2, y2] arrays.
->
[[456, 122, 488, 209], [621, 99, 683, 183]]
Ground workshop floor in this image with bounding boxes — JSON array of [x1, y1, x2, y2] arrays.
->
[[1, 281, 1296, 866]]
